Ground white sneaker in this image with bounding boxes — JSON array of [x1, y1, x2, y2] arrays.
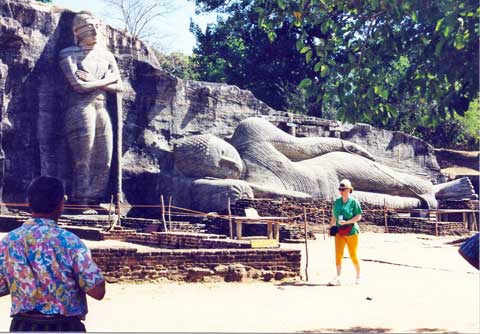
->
[[328, 276, 341, 286], [355, 276, 361, 285]]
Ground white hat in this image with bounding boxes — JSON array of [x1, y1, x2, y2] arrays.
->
[[339, 179, 354, 192]]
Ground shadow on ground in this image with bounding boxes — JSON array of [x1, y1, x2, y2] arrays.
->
[[299, 327, 457, 333], [299, 326, 391, 333], [275, 281, 330, 287], [414, 328, 458, 333]]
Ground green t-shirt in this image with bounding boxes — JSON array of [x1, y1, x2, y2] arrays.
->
[[332, 197, 362, 236]]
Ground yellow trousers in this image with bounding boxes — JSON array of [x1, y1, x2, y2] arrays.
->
[[335, 234, 359, 265]]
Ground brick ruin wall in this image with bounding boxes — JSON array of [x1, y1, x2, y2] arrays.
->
[[91, 247, 300, 283]]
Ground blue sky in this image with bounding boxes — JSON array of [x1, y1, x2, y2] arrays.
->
[[52, 0, 218, 54]]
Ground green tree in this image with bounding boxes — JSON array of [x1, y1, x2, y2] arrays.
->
[[193, 0, 478, 122], [252, 0, 479, 124], [190, 1, 323, 115], [154, 51, 197, 80], [459, 97, 480, 143]]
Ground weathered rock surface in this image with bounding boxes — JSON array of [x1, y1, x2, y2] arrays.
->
[[434, 148, 479, 195], [0, 0, 278, 207], [224, 263, 247, 282], [0, 1, 450, 215], [435, 148, 479, 171], [339, 123, 444, 183]]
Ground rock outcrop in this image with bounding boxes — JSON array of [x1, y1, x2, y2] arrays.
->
[[340, 123, 444, 183], [0, 0, 278, 207], [435, 148, 480, 195]]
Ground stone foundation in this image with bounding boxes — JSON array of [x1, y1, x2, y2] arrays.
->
[[91, 247, 300, 283]]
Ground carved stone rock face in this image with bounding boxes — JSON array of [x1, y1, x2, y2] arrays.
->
[[58, 11, 123, 204], [173, 135, 244, 179]]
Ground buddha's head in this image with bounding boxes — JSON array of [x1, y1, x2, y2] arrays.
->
[[72, 11, 103, 48], [173, 135, 245, 179]]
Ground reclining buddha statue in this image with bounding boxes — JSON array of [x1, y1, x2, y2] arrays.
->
[[172, 117, 475, 211]]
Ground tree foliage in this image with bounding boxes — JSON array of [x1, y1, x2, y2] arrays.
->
[[154, 51, 197, 80], [256, 0, 479, 124], [190, 1, 321, 114], [192, 0, 479, 126]]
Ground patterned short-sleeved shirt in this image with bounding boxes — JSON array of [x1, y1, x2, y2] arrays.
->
[[0, 218, 104, 318]]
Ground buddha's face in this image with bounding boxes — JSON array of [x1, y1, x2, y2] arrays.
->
[[208, 137, 245, 179], [73, 14, 103, 48], [174, 135, 245, 179]]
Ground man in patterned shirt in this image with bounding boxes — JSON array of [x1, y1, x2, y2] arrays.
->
[[0, 176, 105, 332]]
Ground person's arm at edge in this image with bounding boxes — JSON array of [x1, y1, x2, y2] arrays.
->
[[72, 236, 106, 301], [86, 279, 105, 300]]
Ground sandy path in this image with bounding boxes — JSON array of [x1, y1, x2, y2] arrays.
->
[[0, 232, 478, 332]]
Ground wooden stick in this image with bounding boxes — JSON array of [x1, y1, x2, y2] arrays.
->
[[472, 211, 478, 231], [435, 210, 439, 237], [383, 198, 388, 233], [105, 195, 115, 232], [321, 205, 326, 240], [168, 196, 172, 231], [160, 195, 167, 232], [227, 197, 233, 239], [303, 207, 309, 282], [107, 195, 113, 226], [116, 192, 121, 227]]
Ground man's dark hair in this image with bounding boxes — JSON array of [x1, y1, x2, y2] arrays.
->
[[27, 176, 65, 213]]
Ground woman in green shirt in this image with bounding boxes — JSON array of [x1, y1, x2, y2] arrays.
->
[[328, 179, 362, 286]]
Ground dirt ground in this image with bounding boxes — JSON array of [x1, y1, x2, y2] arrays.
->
[[0, 232, 478, 333]]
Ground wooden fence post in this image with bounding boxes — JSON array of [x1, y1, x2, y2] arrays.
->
[[116, 193, 122, 227], [322, 206, 326, 240], [227, 197, 233, 239], [383, 199, 388, 233], [160, 195, 167, 232], [303, 207, 309, 282], [108, 195, 113, 227], [472, 211, 478, 231], [168, 196, 172, 231]]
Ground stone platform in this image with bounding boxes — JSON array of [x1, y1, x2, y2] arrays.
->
[[0, 214, 301, 283]]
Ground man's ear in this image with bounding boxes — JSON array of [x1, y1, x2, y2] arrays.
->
[[54, 198, 65, 217]]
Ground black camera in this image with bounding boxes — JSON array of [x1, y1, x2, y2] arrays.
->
[[329, 226, 338, 236]]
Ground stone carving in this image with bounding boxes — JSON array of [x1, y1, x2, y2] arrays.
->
[[173, 117, 475, 211], [174, 135, 245, 179], [172, 135, 253, 211], [59, 11, 123, 204]]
